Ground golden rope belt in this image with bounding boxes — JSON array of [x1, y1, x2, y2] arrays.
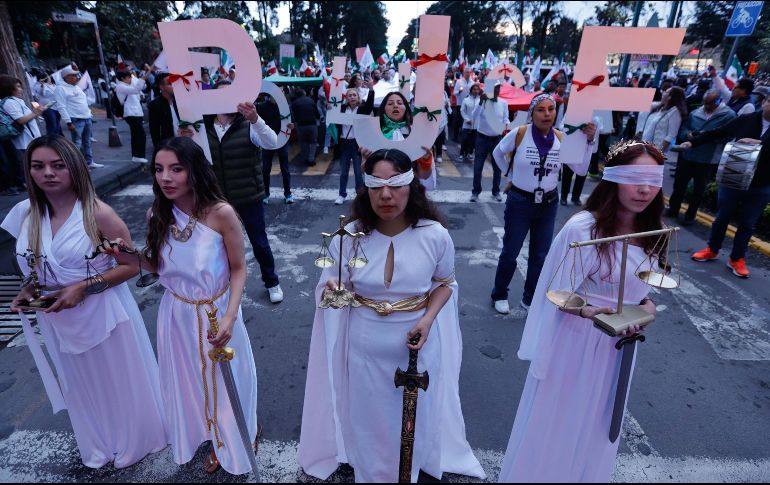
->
[[354, 292, 430, 316], [170, 284, 230, 448]]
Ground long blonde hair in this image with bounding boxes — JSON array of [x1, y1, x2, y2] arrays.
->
[[24, 135, 101, 256]]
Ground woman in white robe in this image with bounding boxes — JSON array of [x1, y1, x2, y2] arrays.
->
[[499, 140, 669, 482], [2, 135, 167, 468], [106, 136, 258, 475], [298, 148, 486, 483]]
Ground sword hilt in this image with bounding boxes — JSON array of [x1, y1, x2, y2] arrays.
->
[[395, 334, 429, 392], [209, 347, 235, 362], [615, 333, 646, 350]]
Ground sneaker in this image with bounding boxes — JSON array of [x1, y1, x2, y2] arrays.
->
[[262, 197, 270, 205], [692, 247, 718, 262], [90, 137, 97, 142], [88, 162, 105, 169], [493, 193, 503, 202], [571, 199, 582, 207], [442, 145, 447, 151], [268, 284, 284, 303], [285, 194, 295, 204], [470, 194, 479, 202], [520, 299, 531, 311], [456, 156, 465, 163], [323, 147, 329, 155], [493, 300, 510, 314], [436, 156, 443, 163], [334, 196, 345, 205], [726, 258, 750, 278], [560, 199, 568, 206], [132, 156, 149, 164]]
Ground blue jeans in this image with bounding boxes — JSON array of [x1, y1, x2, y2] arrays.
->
[[43, 109, 61, 135], [472, 133, 502, 195], [234, 202, 280, 288], [709, 185, 770, 260], [69, 118, 93, 165], [492, 190, 559, 305], [261, 145, 291, 197], [338, 139, 362, 197]]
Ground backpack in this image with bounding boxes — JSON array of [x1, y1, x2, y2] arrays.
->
[[0, 98, 22, 141], [110, 91, 124, 118]]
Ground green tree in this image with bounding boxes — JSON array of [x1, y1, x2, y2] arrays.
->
[[7, 1, 86, 65], [528, 1, 561, 56], [591, 1, 637, 26], [95, 2, 174, 65], [544, 17, 581, 62], [397, 1, 509, 62], [343, 2, 389, 60]]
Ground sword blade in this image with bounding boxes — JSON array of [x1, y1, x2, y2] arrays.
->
[[219, 361, 261, 482], [398, 386, 419, 483], [609, 341, 637, 443]]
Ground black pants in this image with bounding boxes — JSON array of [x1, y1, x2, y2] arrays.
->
[[433, 128, 446, 158], [261, 145, 291, 197], [450, 106, 461, 141], [124, 116, 146, 159], [234, 202, 279, 288], [668, 159, 717, 221], [0, 140, 23, 190], [561, 164, 586, 202]]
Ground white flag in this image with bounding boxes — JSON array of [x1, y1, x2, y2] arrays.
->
[[360, 44, 376, 71]]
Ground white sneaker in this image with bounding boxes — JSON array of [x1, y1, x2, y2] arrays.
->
[[494, 300, 510, 314], [520, 300, 531, 311], [436, 156, 443, 163], [334, 196, 345, 205], [470, 194, 478, 202], [268, 285, 284, 304], [323, 147, 329, 155], [88, 162, 105, 169], [132, 157, 149, 164]]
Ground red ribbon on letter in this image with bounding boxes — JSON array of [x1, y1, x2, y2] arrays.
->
[[168, 71, 194, 91], [414, 53, 449, 67], [571, 75, 605, 92], [499, 64, 513, 76], [332, 76, 344, 87]]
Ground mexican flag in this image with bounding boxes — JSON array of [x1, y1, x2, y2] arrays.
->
[[394, 49, 407, 63], [377, 52, 390, 65], [360, 45, 376, 70], [266, 60, 277, 76], [724, 56, 743, 89]]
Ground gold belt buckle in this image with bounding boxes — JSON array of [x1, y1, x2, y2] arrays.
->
[[375, 301, 394, 316]]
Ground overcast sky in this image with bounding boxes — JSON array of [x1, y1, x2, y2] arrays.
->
[[272, 1, 697, 54]]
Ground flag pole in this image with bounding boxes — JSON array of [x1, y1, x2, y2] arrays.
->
[[723, 37, 740, 78]]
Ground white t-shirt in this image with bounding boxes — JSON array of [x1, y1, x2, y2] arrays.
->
[[115, 77, 146, 118], [3, 96, 41, 150]]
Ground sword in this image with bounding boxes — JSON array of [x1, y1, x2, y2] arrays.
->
[[207, 309, 261, 482], [609, 333, 645, 443], [394, 334, 429, 483]]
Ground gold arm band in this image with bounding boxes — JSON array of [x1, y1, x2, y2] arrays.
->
[[354, 292, 430, 316]]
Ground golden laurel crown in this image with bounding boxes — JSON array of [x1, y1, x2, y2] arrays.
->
[[606, 139, 664, 164]]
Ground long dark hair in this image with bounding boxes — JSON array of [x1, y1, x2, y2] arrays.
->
[[583, 141, 667, 279], [145, 137, 227, 269], [379, 91, 413, 129], [652, 86, 687, 118], [349, 149, 445, 233]]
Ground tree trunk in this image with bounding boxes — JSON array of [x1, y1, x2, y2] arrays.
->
[[0, 1, 31, 102]]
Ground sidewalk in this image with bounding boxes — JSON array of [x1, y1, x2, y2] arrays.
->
[[0, 108, 150, 244]]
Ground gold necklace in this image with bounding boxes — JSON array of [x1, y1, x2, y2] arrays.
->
[[171, 215, 197, 242]]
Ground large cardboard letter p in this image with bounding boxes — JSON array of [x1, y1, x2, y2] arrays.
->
[[158, 19, 263, 160]]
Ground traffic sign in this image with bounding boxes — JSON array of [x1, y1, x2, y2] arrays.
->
[[51, 11, 84, 23], [725, 1, 764, 37], [75, 8, 97, 24]]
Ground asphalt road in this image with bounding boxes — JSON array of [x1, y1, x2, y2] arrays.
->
[[1, 145, 769, 482]]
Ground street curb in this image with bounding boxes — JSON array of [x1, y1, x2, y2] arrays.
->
[[664, 196, 770, 258], [0, 161, 147, 246]]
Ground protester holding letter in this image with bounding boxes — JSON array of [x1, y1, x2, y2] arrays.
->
[[490, 93, 596, 314]]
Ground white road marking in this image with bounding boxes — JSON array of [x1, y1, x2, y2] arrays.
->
[[1, 430, 767, 483], [114, 184, 509, 205]]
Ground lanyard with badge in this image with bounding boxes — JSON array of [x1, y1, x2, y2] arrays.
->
[[534, 153, 547, 204]]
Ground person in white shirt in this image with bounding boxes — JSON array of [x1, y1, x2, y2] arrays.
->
[[335, 87, 374, 205], [459, 83, 481, 162], [471, 83, 509, 202], [54, 66, 102, 168], [34, 71, 61, 135], [116, 69, 153, 163], [0, 75, 46, 193], [452, 68, 473, 141]]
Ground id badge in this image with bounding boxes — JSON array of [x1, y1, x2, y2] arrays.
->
[[534, 188, 544, 204]]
